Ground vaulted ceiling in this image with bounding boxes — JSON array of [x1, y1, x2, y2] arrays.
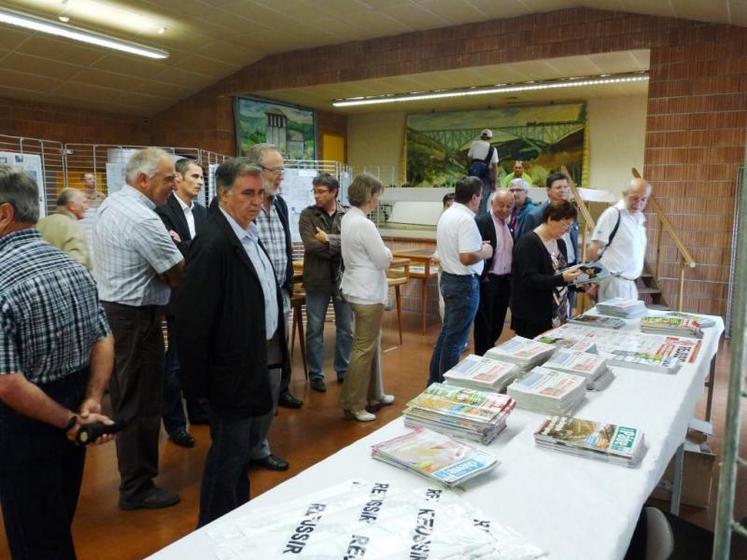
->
[[0, 0, 743, 115]]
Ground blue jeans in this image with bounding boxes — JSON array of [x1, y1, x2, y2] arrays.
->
[[428, 272, 480, 385], [305, 290, 353, 381], [198, 413, 262, 527]]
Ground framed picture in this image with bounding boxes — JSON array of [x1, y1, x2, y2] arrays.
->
[[405, 102, 586, 188], [234, 96, 316, 160]]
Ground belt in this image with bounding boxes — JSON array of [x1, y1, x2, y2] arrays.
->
[[488, 273, 511, 279]]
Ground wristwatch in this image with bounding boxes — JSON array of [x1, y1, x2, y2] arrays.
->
[[63, 414, 78, 432]]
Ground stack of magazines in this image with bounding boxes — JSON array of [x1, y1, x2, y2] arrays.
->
[[371, 428, 499, 487], [404, 383, 515, 444], [542, 349, 614, 391], [533, 415, 646, 467], [506, 367, 586, 415], [607, 349, 681, 374], [485, 336, 556, 370], [443, 354, 521, 392], [596, 298, 648, 318], [569, 313, 626, 329], [666, 311, 716, 328], [640, 315, 704, 338]]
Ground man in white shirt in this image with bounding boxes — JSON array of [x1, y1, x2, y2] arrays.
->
[[474, 189, 514, 355], [93, 147, 184, 510], [467, 129, 498, 216], [587, 178, 652, 301], [428, 176, 493, 385], [156, 159, 209, 448]]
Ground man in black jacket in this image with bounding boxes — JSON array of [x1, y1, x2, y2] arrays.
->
[[474, 189, 514, 355], [176, 159, 282, 526], [156, 158, 209, 448]]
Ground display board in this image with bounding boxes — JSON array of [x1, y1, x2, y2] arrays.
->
[[0, 151, 46, 216]]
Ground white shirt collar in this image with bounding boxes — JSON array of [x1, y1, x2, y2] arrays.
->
[[175, 194, 193, 212]]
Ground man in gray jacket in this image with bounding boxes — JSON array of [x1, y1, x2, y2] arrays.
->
[[299, 173, 352, 393]]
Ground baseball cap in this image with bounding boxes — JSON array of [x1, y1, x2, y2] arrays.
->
[[480, 129, 493, 139]]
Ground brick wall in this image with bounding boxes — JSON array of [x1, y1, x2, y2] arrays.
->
[[0, 96, 150, 145]]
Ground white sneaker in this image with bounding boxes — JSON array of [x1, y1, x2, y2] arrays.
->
[[344, 409, 376, 422], [377, 394, 395, 406]]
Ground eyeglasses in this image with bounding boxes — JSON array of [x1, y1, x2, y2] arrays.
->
[[260, 165, 285, 175], [311, 188, 330, 195]]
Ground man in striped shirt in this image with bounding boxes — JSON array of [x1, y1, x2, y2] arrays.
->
[[93, 148, 185, 511], [0, 166, 115, 559]]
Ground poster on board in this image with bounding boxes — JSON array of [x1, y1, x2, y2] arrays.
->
[[0, 151, 46, 216]]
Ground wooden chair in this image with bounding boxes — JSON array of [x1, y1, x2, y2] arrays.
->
[[386, 268, 409, 345]]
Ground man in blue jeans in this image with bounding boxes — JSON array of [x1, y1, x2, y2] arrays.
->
[[428, 176, 493, 385], [298, 173, 352, 392]]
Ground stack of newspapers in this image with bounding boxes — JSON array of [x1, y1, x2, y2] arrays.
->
[[485, 336, 556, 370], [542, 349, 614, 391], [443, 354, 521, 392], [607, 349, 681, 374], [569, 313, 626, 329], [371, 428, 499, 487], [640, 315, 704, 338], [533, 415, 646, 467], [404, 383, 515, 444], [506, 367, 586, 415], [596, 298, 648, 319]]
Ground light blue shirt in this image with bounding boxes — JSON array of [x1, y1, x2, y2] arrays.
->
[[220, 208, 278, 340]]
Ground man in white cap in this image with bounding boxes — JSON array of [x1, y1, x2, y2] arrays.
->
[[467, 129, 498, 215]]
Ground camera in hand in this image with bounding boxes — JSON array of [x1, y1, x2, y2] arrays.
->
[[75, 420, 125, 445]]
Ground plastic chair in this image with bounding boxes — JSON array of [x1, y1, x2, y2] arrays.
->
[[644, 507, 674, 560]]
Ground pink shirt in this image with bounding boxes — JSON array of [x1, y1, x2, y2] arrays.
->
[[490, 214, 513, 275]]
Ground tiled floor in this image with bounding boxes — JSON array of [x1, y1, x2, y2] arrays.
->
[[0, 311, 744, 559]]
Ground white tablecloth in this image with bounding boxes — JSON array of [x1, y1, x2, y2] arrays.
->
[[148, 314, 723, 560]]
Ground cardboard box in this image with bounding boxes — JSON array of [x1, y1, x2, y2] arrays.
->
[[651, 440, 716, 509]]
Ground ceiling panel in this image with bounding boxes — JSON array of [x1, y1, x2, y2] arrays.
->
[[0, 68, 61, 92], [0, 0, 741, 116]]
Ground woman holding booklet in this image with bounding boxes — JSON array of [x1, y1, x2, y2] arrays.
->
[[510, 201, 583, 338], [339, 173, 395, 422]]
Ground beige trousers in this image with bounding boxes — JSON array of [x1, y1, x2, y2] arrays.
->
[[339, 303, 385, 412]]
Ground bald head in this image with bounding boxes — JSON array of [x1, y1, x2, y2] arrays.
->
[[623, 178, 651, 214], [490, 188, 514, 221]]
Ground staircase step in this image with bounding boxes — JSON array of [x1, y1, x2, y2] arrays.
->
[[640, 271, 653, 279], [638, 286, 662, 295]]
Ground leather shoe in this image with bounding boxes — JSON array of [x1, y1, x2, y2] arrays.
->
[[310, 378, 327, 393], [188, 415, 209, 425], [253, 454, 289, 471], [169, 428, 196, 448], [336, 374, 345, 384], [119, 487, 180, 511], [278, 392, 303, 409]]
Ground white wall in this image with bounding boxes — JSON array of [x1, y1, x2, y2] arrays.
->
[[586, 96, 648, 196], [347, 95, 648, 196]]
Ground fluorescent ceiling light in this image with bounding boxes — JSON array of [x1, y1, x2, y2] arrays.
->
[[332, 72, 648, 107], [0, 8, 169, 59]]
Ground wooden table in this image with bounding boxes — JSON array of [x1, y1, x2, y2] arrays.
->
[[392, 248, 437, 335]]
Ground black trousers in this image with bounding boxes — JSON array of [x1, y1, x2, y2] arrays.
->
[[473, 273, 511, 356], [103, 302, 164, 500], [0, 369, 88, 560]]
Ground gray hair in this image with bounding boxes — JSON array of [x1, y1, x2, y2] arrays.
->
[[125, 147, 171, 186], [175, 158, 201, 176], [0, 165, 40, 224], [347, 173, 383, 208], [215, 158, 262, 194], [508, 178, 530, 191], [489, 189, 514, 205], [56, 188, 84, 207], [244, 143, 280, 166]]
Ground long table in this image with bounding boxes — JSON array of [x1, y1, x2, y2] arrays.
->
[[149, 313, 723, 560]]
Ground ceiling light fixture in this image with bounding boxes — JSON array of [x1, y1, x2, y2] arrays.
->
[[0, 7, 169, 59], [332, 72, 648, 108]]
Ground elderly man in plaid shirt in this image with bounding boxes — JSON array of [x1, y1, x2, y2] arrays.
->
[[0, 166, 115, 559]]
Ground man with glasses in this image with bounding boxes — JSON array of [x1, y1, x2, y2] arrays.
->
[[298, 173, 351, 393], [244, 143, 298, 473], [93, 148, 184, 510]]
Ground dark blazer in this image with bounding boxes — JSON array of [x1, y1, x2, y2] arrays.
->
[[298, 204, 345, 293], [510, 232, 568, 328], [273, 195, 295, 294], [475, 212, 497, 280], [518, 201, 579, 264], [175, 208, 284, 419], [155, 193, 208, 257]]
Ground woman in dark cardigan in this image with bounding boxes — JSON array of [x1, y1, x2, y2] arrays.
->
[[510, 200, 583, 338]]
